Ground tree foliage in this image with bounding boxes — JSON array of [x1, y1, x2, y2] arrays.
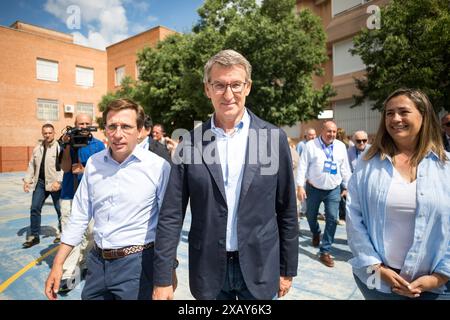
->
[[102, 0, 334, 132], [96, 76, 137, 128], [351, 0, 450, 112]]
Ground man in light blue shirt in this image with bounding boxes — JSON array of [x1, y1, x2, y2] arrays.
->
[[45, 99, 171, 300], [296, 128, 316, 155]]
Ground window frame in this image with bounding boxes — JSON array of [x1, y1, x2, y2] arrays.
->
[[36, 58, 59, 82], [36, 98, 59, 121]]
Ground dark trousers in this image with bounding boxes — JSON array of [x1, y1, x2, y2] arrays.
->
[[30, 179, 61, 237], [216, 252, 258, 300], [81, 247, 154, 300]]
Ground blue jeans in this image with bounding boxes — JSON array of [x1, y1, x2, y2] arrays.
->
[[216, 253, 257, 300], [305, 183, 340, 254], [354, 274, 450, 300], [81, 247, 154, 300], [30, 179, 61, 237]]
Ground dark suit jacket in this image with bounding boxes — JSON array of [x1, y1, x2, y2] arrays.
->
[[154, 110, 298, 300], [149, 138, 172, 163]]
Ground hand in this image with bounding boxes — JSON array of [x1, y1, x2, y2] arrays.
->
[[297, 187, 306, 202], [152, 285, 174, 300], [278, 276, 293, 298], [340, 189, 348, 198], [23, 182, 30, 193], [376, 264, 415, 298], [72, 163, 84, 175], [406, 273, 449, 297], [51, 181, 61, 192], [45, 265, 63, 300]]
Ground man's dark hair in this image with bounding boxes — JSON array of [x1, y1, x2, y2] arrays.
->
[[144, 115, 153, 130], [42, 123, 54, 130], [103, 99, 145, 129], [153, 123, 165, 134]]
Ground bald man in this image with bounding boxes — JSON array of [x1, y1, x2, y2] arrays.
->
[[59, 113, 105, 292], [296, 121, 351, 267]]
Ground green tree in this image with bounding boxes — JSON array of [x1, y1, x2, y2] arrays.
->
[[351, 0, 450, 112], [135, 0, 334, 131], [96, 76, 137, 128]]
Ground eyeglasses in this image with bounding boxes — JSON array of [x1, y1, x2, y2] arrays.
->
[[443, 122, 450, 128], [209, 81, 247, 94], [355, 139, 368, 144], [105, 124, 136, 134]]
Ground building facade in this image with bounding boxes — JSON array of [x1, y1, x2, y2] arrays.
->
[[287, 0, 389, 140], [0, 22, 175, 172]]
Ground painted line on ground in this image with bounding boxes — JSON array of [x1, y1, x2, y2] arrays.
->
[[0, 246, 59, 293]]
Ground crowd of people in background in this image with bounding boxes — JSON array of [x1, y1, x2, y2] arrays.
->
[[18, 49, 449, 301]]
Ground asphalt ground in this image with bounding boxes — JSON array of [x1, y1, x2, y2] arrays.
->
[[0, 172, 363, 300]]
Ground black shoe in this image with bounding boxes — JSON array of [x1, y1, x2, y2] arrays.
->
[[22, 236, 40, 248]]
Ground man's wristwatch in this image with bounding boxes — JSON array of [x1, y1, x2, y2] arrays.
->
[[173, 259, 179, 269]]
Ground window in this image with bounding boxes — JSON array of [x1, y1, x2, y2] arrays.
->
[[76, 66, 94, 87], [76, 102, 94, 119], [115, 66, 125, 86], [37, 99, 58, 121], [333, 38, 365, 76], [36, 58, 58, 82], [334, 99, 381, 135], [332, 0, 370, 16]]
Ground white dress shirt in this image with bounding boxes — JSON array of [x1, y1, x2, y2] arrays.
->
[[61, 146, 171, 249], [296, 137, 351, 190], [211, 109, 250, 252]]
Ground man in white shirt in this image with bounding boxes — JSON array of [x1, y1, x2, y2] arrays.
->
[[45, 99, 171, 300], [296, 120, 351, 267]]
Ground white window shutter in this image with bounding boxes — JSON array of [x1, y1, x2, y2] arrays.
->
[[36, 59, 58, 82], [76, 66, 94, 87]]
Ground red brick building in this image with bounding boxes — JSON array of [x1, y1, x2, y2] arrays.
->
[[0, 22, 175, 172]]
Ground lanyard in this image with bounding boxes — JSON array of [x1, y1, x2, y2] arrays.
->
[[318, 137, 334, 161]]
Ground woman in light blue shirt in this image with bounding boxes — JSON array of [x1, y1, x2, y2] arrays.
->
[[346, 88, 450, 300]]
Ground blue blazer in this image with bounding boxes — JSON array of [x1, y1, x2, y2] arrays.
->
[[153, 110, 299, 299]]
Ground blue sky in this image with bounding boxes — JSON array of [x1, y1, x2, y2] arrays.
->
[[0, 0, 205, 50]]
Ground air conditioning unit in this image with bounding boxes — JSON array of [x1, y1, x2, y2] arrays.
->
[[64, 104, 74, 113]]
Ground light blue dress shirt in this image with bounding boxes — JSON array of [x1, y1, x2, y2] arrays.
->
[[296, 140, 306, 155], [61, 146, 171, 249], [346, 151, 450, 294], [211, 109, 250, 252]]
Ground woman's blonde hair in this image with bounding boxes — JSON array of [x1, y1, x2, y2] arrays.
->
[[364, 88, 447, 165]]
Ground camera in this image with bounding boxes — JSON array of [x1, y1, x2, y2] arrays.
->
[[59, 126, 98, 148]]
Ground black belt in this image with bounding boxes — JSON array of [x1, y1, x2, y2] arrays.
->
[[227, 251, 239, 259]]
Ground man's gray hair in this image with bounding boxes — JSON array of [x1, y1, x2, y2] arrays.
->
[[352, 130, 368, 140], [203, 49, 252, 84]]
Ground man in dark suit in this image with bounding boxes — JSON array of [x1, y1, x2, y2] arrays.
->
[[137, 115, 174, 163], [152, 49, 298, 300], [441, 113, 450, 152]]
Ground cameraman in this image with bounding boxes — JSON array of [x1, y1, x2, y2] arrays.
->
[[59, 113, 104, 291]]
